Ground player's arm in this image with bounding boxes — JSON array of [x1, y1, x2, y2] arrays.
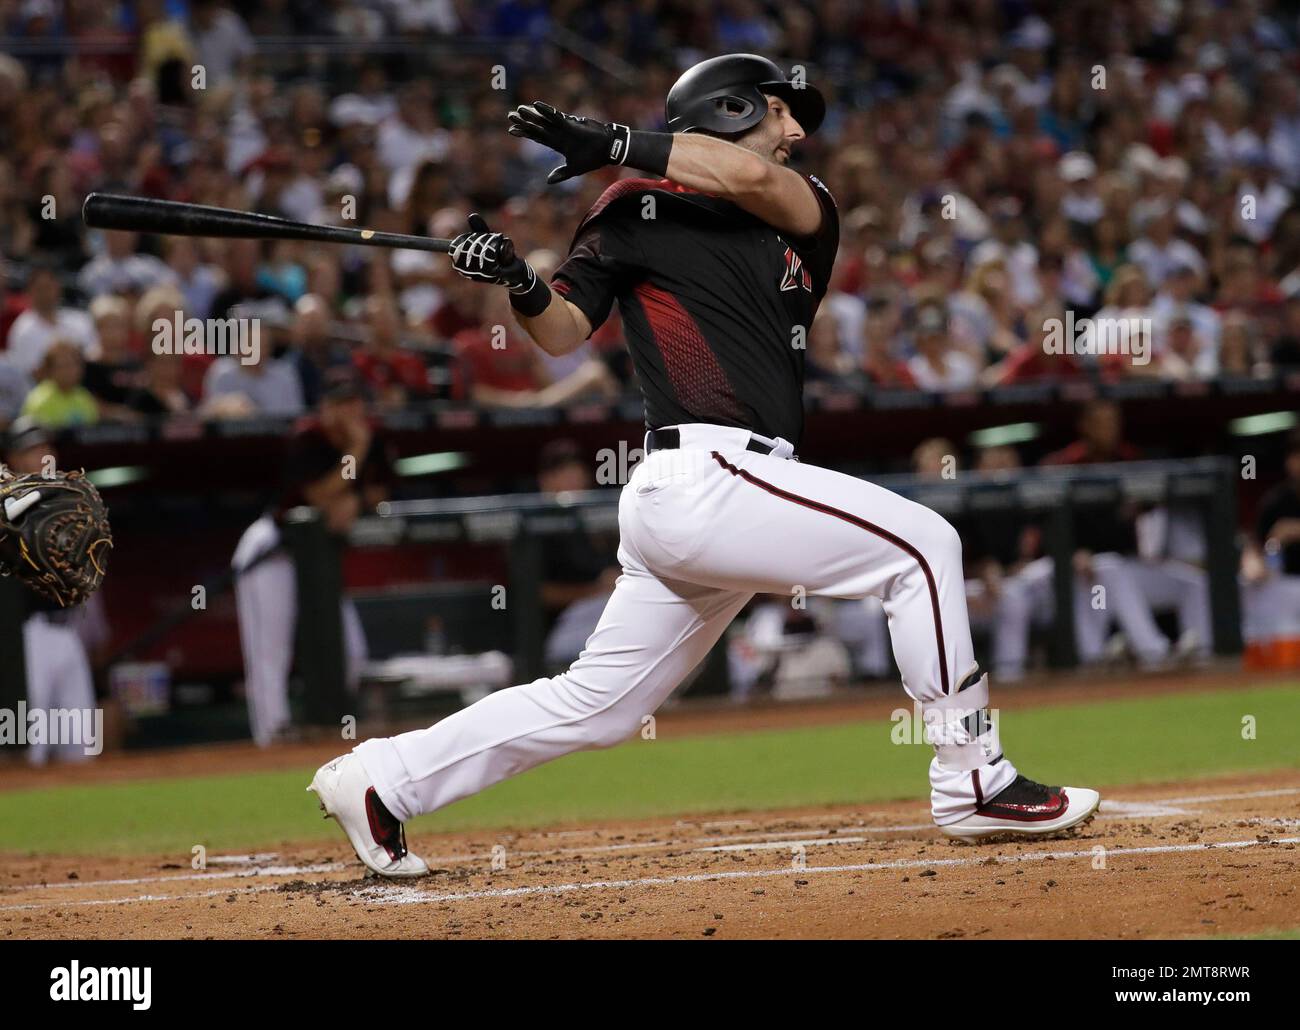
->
[[508, 101, 823, 237], [512, 295, 591, 357], [660, 133, 822, 236], [446, 213, 590, 357]]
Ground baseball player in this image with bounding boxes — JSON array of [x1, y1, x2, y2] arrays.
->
[[232, 374, 379, 746], [2, 418, 101, 764], [310, 55, 1100, 877]]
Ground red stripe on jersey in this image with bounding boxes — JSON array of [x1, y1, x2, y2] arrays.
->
[[574, 178, 721, 238], [580, 178, 667, 227], [634, 283, 743, 422]]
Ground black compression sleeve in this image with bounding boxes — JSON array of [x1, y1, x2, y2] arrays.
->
[[622, 130, 673, 177]]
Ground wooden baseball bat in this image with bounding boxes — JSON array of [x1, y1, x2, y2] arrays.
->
[[82, 193, 454, 253]]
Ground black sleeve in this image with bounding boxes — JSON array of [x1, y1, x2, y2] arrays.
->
[[359, 434, 396, 494], [551, 215, 642, 335], [791, 173, 840, 297]]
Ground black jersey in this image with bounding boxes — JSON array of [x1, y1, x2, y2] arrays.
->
[[552, 174, 839, 446]]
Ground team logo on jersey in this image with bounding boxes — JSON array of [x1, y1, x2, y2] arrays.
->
[[779, 245, 813, 293]]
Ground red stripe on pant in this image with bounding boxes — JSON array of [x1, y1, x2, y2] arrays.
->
[[711, 451, 952, 694]]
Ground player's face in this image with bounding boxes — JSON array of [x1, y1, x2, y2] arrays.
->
[[740, 96, 805, 164]]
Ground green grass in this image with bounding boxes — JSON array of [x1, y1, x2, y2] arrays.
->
[[1202, 928, 1300, 940], [1, 681, 1296, 857]]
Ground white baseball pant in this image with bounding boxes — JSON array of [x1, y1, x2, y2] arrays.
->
[[23, 614, 95, 766], [992, 554, 1125, 680], [233, 515, 369, 747], [1125, 559, 1213, 659], [356, 424, 1017, 826]]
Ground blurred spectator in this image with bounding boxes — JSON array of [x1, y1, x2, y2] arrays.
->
[[289, 293, 354, 407], [1234, 156, 1292, 245], [127, 350, 193, 416], [0, 354, 33, 430], [353, 294, 431, 409], [990, 303, 1084, 385], [83, 294, 144, 415], [6, 265, 96, 375], [1059, 151, 1102, 226], [969, 197, 1040, 308], [906, 302, 980, 391], [1041, 399, 1139, 465], [379, 82, 449, 179], [1152, 263, 1220, 354], [1127, 202, 1205, 288], [22, 341, 100, 428], [201, 343, 305, 417], [1087, 215, 1130, 295], [1157, 309, 1217, 380], [453, 288, 618, 408], [190, 0, 256, 87], [860, 293, 916, 388], [912, 437, 956, 480], [210, 239, 278, 320], [162, 237, 221, 321], [948, 262, 1020, 362], [805, 306, 851, 385], [78, 230, 176, 300]]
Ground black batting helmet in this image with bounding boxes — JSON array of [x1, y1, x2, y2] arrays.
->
[[665, 54, 825, 137]]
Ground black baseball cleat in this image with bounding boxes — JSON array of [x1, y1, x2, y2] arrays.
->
[[940, 774, 1101, 841]]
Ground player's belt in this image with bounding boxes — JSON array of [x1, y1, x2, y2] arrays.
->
[[646, 426, 782, 456]]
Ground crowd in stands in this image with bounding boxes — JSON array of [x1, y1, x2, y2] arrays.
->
[[3, 0, 1300, 434]]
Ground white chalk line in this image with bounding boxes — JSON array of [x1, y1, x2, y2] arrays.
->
[[0, 884, 282, 913], [419, 823, 936, 865], [356, 836, 1300, 907], [3, 784, 1296, 908], [427, 786, 1300, 863], [2, 863, 343, 896], [12, 834, 1296, 914]]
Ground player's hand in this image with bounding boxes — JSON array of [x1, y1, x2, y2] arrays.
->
[[508, 101, 630, 185], [448, 213, 536, 291]]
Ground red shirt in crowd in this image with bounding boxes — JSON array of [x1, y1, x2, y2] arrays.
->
[[452, 327, 541, 393], [353, 349, 430, 395], [1041, 440, 1141, 465], [997, 342, 1085, 384]]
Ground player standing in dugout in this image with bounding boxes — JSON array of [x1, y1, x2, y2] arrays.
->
[[310, 54, 1101, 876]]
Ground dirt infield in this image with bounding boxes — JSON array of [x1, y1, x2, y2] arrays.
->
[[4, 770, 1298, 939]]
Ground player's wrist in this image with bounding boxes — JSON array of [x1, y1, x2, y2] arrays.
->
[[616, 128, 672, 177], [507, 263, 551, 317]]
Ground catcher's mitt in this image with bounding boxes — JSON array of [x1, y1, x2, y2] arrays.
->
[[0, 468, 112, 607]]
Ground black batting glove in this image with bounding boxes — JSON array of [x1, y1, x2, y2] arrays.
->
[[508, 101, 671, 184], [448, 213, 534, 290]]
